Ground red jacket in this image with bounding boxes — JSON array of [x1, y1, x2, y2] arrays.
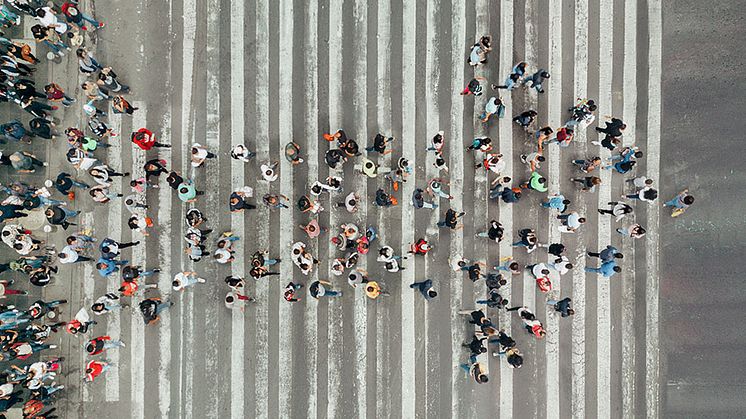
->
[[86, 336, 111, 355], [132, 128, 155, 150], [86, 360, 106, 381]]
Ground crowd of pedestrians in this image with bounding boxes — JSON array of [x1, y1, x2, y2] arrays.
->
[[0, 2, 692, 414]]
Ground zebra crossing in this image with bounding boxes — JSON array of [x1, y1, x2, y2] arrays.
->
[[48, 0, 664, 417]]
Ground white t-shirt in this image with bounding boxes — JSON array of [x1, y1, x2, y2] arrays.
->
[[59, 245, 79, 263]]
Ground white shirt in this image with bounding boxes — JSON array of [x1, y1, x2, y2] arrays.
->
[[549, 256, 572, 275], [531, 263, 550, 278], [191, 143, 208, 167], [260, 163, 278, 182], [59, 245, 79, 263], [1, 225, 21, 247], [214, 248, 232, 264]]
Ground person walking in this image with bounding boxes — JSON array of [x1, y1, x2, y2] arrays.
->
[[663, 188, 694, 216], [547, 297, 574, 317], [409, 279, 437, 300], [437, 208, 465, 230], [557, 211, 586, 233], [616, 224, 646, 238], [585, 260, 621, 278], [309, 280, 343, 299], [597, 201, 633, 221], [85, 360, 110, 382], [85, 336, 125, 355], [475, 220, 504, 243], [541, 193, 570, 213], [172, 271, 206, 291], [587, 245, 623, 262]]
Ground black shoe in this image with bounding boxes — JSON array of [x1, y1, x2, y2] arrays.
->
[[153, 268, 161, 273]]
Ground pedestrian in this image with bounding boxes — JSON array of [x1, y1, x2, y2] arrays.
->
[[570, 176, 602, 192], [95, 257, 127, 277], [475, 220, 504, 243], [9, 151, 46, 173], [557, 211, 586, 233], [44, 82, 75, 107], [45, 205, 79, 229], [76, 47, 103, 73], [480, 96, 505, 122], [585, 260, 621, 278], [409, 279, 437, 300], [427, 178, 453, 200], [460, 76, 487, 96], [283, 282, 303, 302], [663, 188, 694, 216], [595, 116, 626, 137], [506, 306, 546, 338], [190, 143, 216, 168], [616, 224, 646, 239], [309, 280, 343, 299], [366, 133, 394, 155], [85, 336, 125, 355], [467, 35, 491, 66], [85, 360, 109, 382], [587, 245, 623, 262], [512, 228, 539, 253], [459, 361, 488, 384], [572, 157, 602, 173], [172, 271, 206, 291], [547, 125, 574, 147], [260, 161, 279, 182], [597, 201, 633, 221], [547, 297, 574, 317], [462, 335, 487, 357], [520, 171, 548, 193], [541, 193, 570, 213], [177, 179, 203, 203], [0, 204, 27, 222], [624, 184, 658, 203], [493, 61, 527, 90], [522, 69, 550, 93], [131, 127, 170, 150], [144, 159, 169, 183], [231, 144, 255, 162], [426, 131, 445, 154], [437, 208, 465, 230], [262, 193, 290, 209], [494, 257, 521, 275], [97, 67, 129, 94], [139, 298, 172, 325], [513, 109, 538, 129], [411, 188, 438, 210]]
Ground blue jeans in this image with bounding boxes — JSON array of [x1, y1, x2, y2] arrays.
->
[[512, 241, 528, 247], [664, 198, 685, 209], [43, 40, 67, 54], [61, 208, 80, 218], [321, 290, 341, 297], [155, 302, 171, 315], [140, 269, 157, 276], [81, 13, 101, 27], [584, 267, 601, 273], [264, 258, 279, 266]]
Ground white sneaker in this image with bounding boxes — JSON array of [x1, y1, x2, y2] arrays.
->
[[50, 344, 58, 349]]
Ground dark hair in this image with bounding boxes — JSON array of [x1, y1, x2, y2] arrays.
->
[[428, 290, 438, 298], [683, 195, 695, 205], [538, 177, 547, 183], [578, 218, 586, 223], [634, 151, 643, 158], [613, 266, 622, 272], [615, 253, 624, 259], [566, 263, 574, 269], [478, 374, 489, 383], [537, 156, 546, 162], [562, 199, 571, 205]]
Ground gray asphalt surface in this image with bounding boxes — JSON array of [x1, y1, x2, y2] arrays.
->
[[1, 0, 738, 418], [660, 1, 746, 418]]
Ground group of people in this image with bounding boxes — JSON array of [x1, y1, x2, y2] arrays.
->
[[0, 2, 693, 414], [454, 36, 693, 383]]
